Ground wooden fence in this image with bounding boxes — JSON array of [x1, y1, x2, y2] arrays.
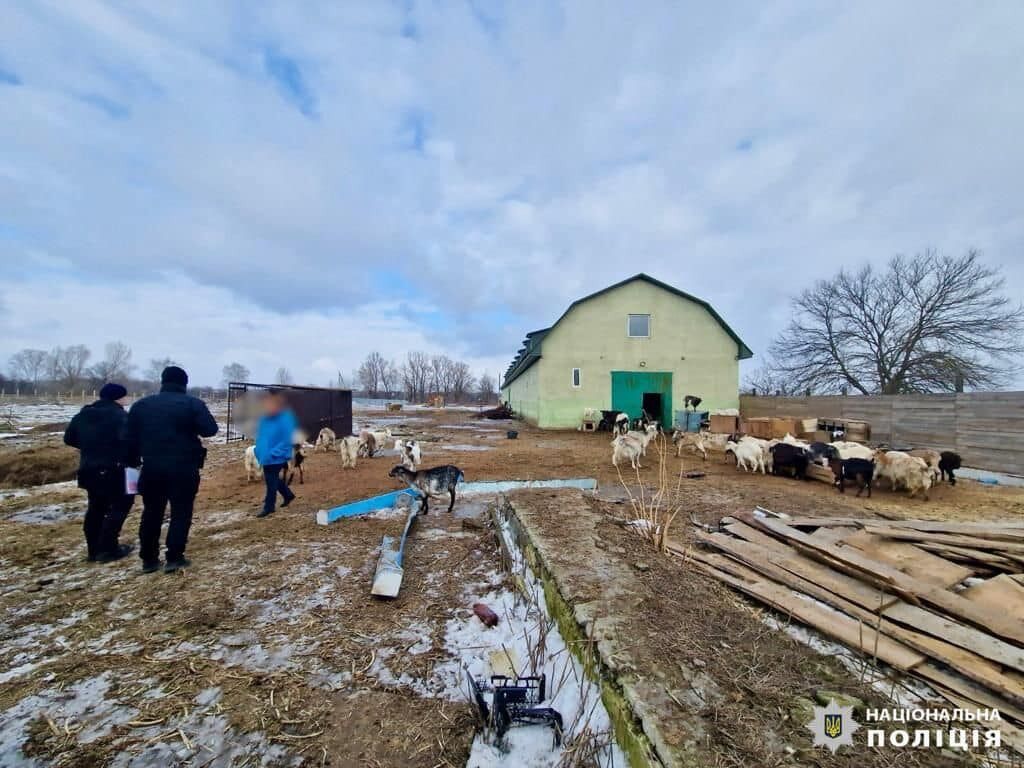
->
[[739, 392, 1024, 476]]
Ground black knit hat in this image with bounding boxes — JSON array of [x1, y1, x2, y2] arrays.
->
[[161, 366, 188, 387], [99, 383, 128, 401]]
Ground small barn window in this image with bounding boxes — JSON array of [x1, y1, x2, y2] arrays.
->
[[627, 314, 650, 337], [571, 368, 581, 388]]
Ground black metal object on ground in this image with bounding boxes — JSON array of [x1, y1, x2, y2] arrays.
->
[[226, 382, 352, 443], [466, 669, 563, 747]]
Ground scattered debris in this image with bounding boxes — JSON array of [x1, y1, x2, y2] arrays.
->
[[473, 603, 499, 627]]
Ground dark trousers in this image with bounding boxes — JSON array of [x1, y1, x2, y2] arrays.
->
[[80, 468, 134, 558], [262, 463, 294, 513], [138, 468, 200, 563]]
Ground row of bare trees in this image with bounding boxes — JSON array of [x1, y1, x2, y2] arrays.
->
[[355, 351, 495, 403], [4, 342, 191, 394]]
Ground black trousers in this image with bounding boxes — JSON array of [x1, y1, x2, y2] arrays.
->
[[80, 468, 135, 559], [138, 468, 200, 563]]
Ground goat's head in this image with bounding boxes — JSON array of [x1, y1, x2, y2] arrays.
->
[[388, 465, 413, 480]]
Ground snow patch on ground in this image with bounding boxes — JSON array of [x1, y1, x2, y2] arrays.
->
[[440, 444, 493, 452], [8, 503, 81, 524]]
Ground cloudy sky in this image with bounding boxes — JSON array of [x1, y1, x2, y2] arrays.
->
[[1, 1, 1022, 387]]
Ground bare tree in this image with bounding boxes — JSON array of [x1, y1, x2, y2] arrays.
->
[[91, 341, 134, 383], [8, 349, 49, 385], [275, 367, 293, 385], [49, 345, 93, 389], [477, 372, 496, 402], [448, 360, 475, 400], [222, 362, 250, 386], [146, 357, 181, 384], [400, 351, 431, 402], [357, 352, 384, 397], [741, 363, 803, 396], [767, 250, 1024, 394]]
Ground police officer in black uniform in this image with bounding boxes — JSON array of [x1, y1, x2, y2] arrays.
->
[[63, 382, 135, 562]]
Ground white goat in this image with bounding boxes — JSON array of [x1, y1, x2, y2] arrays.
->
[[394, 438, 422, 470], [908, 449, 942, 481], [358, 427, 392, 457], [830, 440, 875, 461], [613, 412, 630, 435], [314, 427, 336, 453], [337, 436, 360, 469], [626, 423, 659, 456], [611, 433, 644, 469], [672, 429, 707, 460], [741, 435, 773, 473], [243, 445, 261, 482], [725, 440, 765, 473]]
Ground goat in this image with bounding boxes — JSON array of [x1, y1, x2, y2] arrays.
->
[[611, 433, 644, 469], [358, 427, 392, 457], [873, 450, 910, 489], [671, 429, 707, 460], [907, 449, 941, 481], [314, 427, 336, 453], [625, 423, 659, 457], [829, 441, 875, 461], [684, 394, 702, 411], [725, 440, 765, 473], [769, 443, 809, 480], [337, 436, 359, 469], [782, 433, 811, 449], [939, 451, 962, 485], [613, 412, 630, 435], [394, 438, 422, 470], [243, 445, 261, 482], [389, 464, 463, 514], [828, 457, 874, 497], [287, 444, 306, 484], [807, 441, 840, 467]]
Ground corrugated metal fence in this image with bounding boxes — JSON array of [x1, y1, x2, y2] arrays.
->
[[739, 392, 1024, 475]]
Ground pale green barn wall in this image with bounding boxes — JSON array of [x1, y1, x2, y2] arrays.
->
[[531, 280, 741, 429], [501, 360, 541, 425]]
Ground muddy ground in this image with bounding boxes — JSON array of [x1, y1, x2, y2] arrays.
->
[[2, 405, 1022, 766]]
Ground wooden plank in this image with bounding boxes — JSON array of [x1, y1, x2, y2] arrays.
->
[[916, 543, 1017, 569], [698, 530, 899, 611], [934, 686, 1024, 750], [863, 525, 1024, 554], [808, 526, 859, 545], [840, 530, 976, 588], [684, 536, 1024, 692], [917, 664, 1024, 724], [880, 602, 1024, 674], [694, 532, 1024, 679], [963, 576, 1024, 624], [740, 513, 1024, 645], [681, 553, 928, 671], [787, 518, 1024, 533]]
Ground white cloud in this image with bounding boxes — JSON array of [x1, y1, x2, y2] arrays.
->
[[0, 1, 1022, 385]]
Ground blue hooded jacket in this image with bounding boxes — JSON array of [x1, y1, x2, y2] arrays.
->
[[254, 409, 297, 466]]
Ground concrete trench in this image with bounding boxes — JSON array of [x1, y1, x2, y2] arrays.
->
[[490, 494, 677, 768]]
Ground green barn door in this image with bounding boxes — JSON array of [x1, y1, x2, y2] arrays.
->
[[610, 371, 673, 427]]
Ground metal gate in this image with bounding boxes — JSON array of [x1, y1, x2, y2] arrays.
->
[[226, 382, 352, 443]]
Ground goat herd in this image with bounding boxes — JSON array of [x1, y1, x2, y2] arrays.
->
[[242, 426, 465, 514], [609, 412, 962, 501]]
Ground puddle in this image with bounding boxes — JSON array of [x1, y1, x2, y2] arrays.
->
[[438, 444, 493, 452]]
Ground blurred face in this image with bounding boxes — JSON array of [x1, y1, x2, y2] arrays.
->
[[263, 393, 284, 415]]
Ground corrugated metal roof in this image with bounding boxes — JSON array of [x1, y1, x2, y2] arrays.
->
[[501, 273, 752, 389]]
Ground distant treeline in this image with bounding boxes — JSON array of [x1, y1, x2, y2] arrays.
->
[[3, 344, 498, 404]]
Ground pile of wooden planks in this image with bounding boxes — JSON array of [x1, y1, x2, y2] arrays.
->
[[669, 512, 1024, 750]]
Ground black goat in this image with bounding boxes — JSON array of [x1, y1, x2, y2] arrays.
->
[[770, 443, 809, 480], [389, 464, 464, 514], [828, 458, 874, 497], [807, 441, 840, 466], [939, 451, 962, 485]]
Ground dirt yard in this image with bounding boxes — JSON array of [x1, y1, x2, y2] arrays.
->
[[2, 404, 1022, 766]]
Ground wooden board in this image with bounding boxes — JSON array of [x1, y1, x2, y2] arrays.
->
[[963, 576, 1024, 624], [808, 526, 859, 545], [739, 514, 1024, 645], [691, 533, 1024, 683], [683, 552, 927, 671], [863, 525, 1024, 554], [786, 517, 1024, 533], [840, 529, 975, 588]]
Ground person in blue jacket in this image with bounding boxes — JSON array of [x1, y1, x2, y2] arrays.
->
[[254, 389, 297, 518]]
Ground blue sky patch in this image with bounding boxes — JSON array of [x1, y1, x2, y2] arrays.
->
[[262, 46, 318, 118]]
